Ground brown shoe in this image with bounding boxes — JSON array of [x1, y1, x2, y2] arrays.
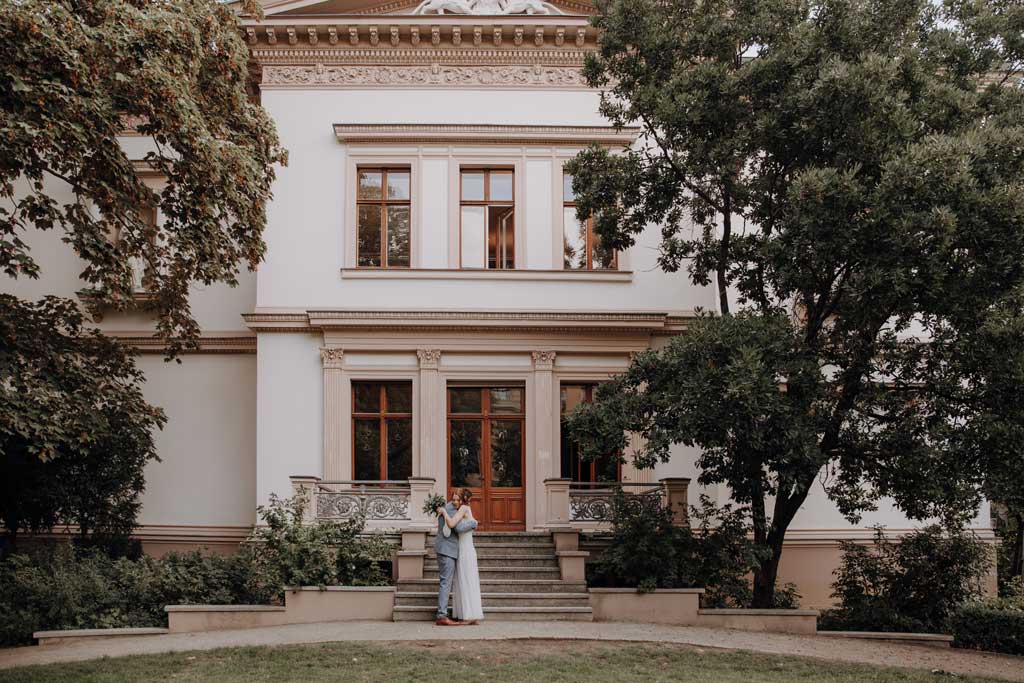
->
[[435, 616, 458, 626]]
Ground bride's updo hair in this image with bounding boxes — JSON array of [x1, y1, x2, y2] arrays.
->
[[459, 488, 473, 506]]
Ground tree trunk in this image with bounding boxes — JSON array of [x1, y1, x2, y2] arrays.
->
[[718, 195, 732, 317], [1012, 511, 1024, 580], [752, 538, 785, 607]]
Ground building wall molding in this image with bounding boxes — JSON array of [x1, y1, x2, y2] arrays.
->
[[108, 333, 257, 354], [333, 124, 640, 147], [262, 63, 587, 89]]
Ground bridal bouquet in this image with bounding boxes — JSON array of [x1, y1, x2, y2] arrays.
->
[[422, 493, 447, 516]]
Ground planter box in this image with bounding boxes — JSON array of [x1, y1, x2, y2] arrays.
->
[[589, 588, 704, 625], [697, 608, 819, 635], [165, 605, 288, 633], [819, 630, 953, 648], [34, 627, 168, 646], [283, 586, 395, 623], [164, 586, 396, 633]]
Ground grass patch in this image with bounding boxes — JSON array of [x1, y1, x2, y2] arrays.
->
[[0, 640, 1001, 683]]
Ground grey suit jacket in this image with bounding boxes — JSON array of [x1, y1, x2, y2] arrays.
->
[[434, 501, 478, 559]]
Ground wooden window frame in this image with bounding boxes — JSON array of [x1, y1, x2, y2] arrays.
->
[[351, 381, 413, 481], [560, 383, 622, 483], [562, 174, 617, 271], [356, 167, 411, 269], [459, 168, 515, 270]]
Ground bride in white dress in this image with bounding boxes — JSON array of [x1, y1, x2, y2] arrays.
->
[[440, 488, 484, 624]]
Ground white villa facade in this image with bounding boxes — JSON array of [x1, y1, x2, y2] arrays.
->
[[7, 0, 994, 608]]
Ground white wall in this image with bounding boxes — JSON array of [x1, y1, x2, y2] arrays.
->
[[257, 87, 714, 314], [3, 176, 255, 333], [136, 354, 257, 527], [256, 333, 323, 506]]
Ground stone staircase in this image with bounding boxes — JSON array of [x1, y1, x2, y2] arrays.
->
[[393, 531, 593, 621]]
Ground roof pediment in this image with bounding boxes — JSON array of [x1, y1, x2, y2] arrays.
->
[[258, 0, 592, 17]]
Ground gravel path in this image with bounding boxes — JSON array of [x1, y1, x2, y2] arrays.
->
[[1, 621, 1021, 681]]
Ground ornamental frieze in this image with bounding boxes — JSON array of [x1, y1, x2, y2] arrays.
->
[[261, 63, 588, 88]]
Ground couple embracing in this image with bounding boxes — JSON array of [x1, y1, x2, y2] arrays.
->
[[433, 488, 484, 626]]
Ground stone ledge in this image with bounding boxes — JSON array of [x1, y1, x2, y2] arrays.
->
[[591, 587, 705, 594], [284, 586, 396, 592], [165, 605, 286, 613], [819, 631, 953, 648], [34, 627, 168, 646], [699, 608, 819, 616]]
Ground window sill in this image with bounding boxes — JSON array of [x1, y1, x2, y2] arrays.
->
[[340, 268, 633, 283], [77, 288, 157, 321]]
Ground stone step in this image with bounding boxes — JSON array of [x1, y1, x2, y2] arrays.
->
[[429, 532, 554, 545], [425, 556, 558, 569], [426, 544, 554, 557], [396, 579, 588, 594], [392, 605, 593, 622], [422, 567, 562, 581], [395, 592, 591, 608]]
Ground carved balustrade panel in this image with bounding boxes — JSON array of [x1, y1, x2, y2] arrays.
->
[[316, 483, 411, 521]]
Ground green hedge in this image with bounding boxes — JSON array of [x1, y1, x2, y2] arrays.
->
[[0, 546, 275, 646], [0, 493, 393, 646], [951, 604, 1024, 656]]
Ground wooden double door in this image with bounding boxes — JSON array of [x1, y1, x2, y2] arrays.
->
[[447, 385, 526, 531]]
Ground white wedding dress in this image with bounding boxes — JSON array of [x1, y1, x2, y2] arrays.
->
[[452, 526, 484, 621]]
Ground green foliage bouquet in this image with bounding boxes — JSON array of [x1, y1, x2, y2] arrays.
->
[[422, 493, 447, 516]]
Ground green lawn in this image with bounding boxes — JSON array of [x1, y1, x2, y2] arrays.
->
[[0, 640, 1002, 683]]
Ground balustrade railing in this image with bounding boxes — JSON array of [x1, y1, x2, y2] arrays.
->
[[289, 476, 438, 528], [568, 482, 665, 522], [314, 480, 412, 522]]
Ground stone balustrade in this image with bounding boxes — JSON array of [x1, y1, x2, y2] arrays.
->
[[543, 477, 691, 528]]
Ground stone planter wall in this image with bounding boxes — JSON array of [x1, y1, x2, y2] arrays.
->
[[165, 586, 396, 633], [589, 588, 703, 625], [697, 608, 819, 635], [589, 588, 818, 635]]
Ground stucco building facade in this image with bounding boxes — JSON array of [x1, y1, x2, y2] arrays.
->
[[6, 0, 994, 608]]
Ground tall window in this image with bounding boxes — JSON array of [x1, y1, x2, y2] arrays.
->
[[106, 205, 158, 292], [560, 384, 620, 483], [447, 386, 524, 491], [352, 381, 412, 481], [357, 168, 410, 268], [563, 174, 615, 270], [460, 169, 514, 269]]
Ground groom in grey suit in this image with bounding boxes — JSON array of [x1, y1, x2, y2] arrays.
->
[[434, 499, 478, 626]]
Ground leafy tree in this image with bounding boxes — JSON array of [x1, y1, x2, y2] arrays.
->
[[566, 0, 1024, 606], [936, 290, 1024, 587], [0, 0, 285, 548], [0, 295, 165, 547]]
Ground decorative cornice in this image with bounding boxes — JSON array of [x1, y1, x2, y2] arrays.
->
[[261, 63, 586, 88], [333, 124, 639, 146], [252, 46, 586, 66], [320, 346, 346, 368], [107, 334, 257, 354], [244, 309, 695, 336], [416, 348, 442, 368]]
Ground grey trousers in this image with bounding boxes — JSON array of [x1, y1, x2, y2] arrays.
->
[[436, 553, 457, 619]]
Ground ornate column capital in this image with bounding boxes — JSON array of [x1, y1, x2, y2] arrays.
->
[[417, 348, 442, 369], [531, 350, 557, 370], [320, 347, 345, 369]]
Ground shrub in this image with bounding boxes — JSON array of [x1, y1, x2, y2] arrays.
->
[[246, 493, 392, 597], [951, 604, 1024, 655], [588, 491, 794, 607], [589, 489, 680, 591], [0, 494, 393, 645], [821, 525, 991, 633]]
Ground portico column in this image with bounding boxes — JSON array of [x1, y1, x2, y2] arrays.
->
[[532, 350, 557, 529], [320, 347, 346, 481], [416, 349, 443, 484]]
